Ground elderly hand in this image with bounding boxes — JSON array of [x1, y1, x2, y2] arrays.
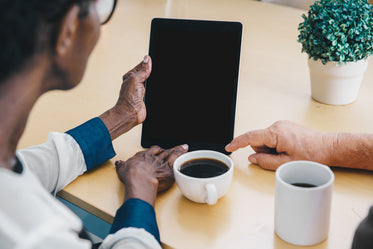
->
[[225, 120, 335, 171], [115, 144, 188, 206], [99, 56, 152, 140]]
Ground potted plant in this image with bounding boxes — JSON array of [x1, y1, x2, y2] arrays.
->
[[298, 0, 373, 105]]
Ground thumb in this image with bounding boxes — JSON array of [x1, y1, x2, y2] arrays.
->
[[249, 153, 291, 171], [122, 55, 152, 82], [140, 55, 152, 79]]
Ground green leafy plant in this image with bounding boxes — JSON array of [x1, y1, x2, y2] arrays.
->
[[298, 0, 373, 64]]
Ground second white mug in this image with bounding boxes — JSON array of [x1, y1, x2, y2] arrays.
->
[[275, 160, 334, 246]]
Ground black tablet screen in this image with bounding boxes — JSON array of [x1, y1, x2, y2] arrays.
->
[[141, 18, 242, 154]]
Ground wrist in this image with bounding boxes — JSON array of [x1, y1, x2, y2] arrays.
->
[[326, 133, 373, 170], [99, 107, 137, 140], [319, 132, 339, 166], [124, 177, 158, 207]]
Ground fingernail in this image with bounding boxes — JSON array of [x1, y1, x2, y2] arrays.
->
[[181, 144, 188, 150], [249, 156, 257, 164], [225, 143, 231, 150], [143, 55, 149, 63]]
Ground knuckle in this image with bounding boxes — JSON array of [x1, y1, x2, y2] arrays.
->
[[134, 151, 144, 157], [122, 72, 135, 81], [273, 120, 290, 129], [115, 160, 125, 168], [150, 177, 158, 185], [272, 120, 283, 128], [243, 131, 252, 142], [173, 147, 183, 155], [154, 157, 163, 165], [149, 145, 163, 154]]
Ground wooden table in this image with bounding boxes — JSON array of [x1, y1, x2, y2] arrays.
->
[[19, 0, 373, 248]]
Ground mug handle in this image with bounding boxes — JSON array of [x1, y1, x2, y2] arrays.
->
[[205, 183, 217, 205]]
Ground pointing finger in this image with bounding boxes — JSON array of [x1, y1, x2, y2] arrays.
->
[[226, 128, 277, 152]]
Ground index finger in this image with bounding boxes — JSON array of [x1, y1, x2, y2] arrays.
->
[[158, 144, 189, 166], [146, 145, 165, 155], [225, 129, 277, 152]]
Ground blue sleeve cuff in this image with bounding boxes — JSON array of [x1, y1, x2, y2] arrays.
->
[[66, 117, 116, 170], [110, 198, 160, 244]]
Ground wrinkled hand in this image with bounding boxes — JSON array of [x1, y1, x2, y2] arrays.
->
[[115, 56, 151, 125], [115, 144, 188, 206], [225, 120, 334, 170], [99, 56, 152, 140]]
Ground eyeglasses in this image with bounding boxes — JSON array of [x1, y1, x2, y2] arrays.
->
[[95, 0, 117, 25]]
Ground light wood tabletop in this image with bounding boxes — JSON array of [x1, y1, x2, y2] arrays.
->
[[19, 0, 373, 248]]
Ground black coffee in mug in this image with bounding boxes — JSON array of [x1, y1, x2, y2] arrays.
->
[[179, 158, 229, 178], [291, 182, 317, 188]]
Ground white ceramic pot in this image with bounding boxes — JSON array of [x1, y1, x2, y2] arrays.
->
[[260, 0, 316, 10], [308, 59, 368, 105]]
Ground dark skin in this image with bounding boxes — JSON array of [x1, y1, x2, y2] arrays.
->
[[116, 145, 188, 206], [99, 56, 150, 140], [99, 55, 188, 206], [0, 2, 185, 209], [100, 55, 188, 206]]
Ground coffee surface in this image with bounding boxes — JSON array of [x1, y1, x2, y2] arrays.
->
[[179, 158, 229, 178], [291, 182, 317, 188]]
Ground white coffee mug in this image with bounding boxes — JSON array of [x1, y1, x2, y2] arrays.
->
[[275, 160, 334, 246], [173, 150, 233, 205]]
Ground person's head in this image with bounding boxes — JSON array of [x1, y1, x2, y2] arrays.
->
[[0, 0, 117, 91]]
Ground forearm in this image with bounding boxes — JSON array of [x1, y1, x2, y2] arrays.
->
[[99, 107, 137, 140], [326, 133, 373, 170]]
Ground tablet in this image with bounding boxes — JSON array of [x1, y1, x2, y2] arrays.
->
[[141, 18, 242, 155]]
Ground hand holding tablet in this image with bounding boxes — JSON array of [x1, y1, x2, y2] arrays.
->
[[141, 18, 243, 154]]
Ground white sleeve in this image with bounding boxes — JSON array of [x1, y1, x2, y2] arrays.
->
[[100, 228, 162, 249], [16, 132, 87, 194]]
